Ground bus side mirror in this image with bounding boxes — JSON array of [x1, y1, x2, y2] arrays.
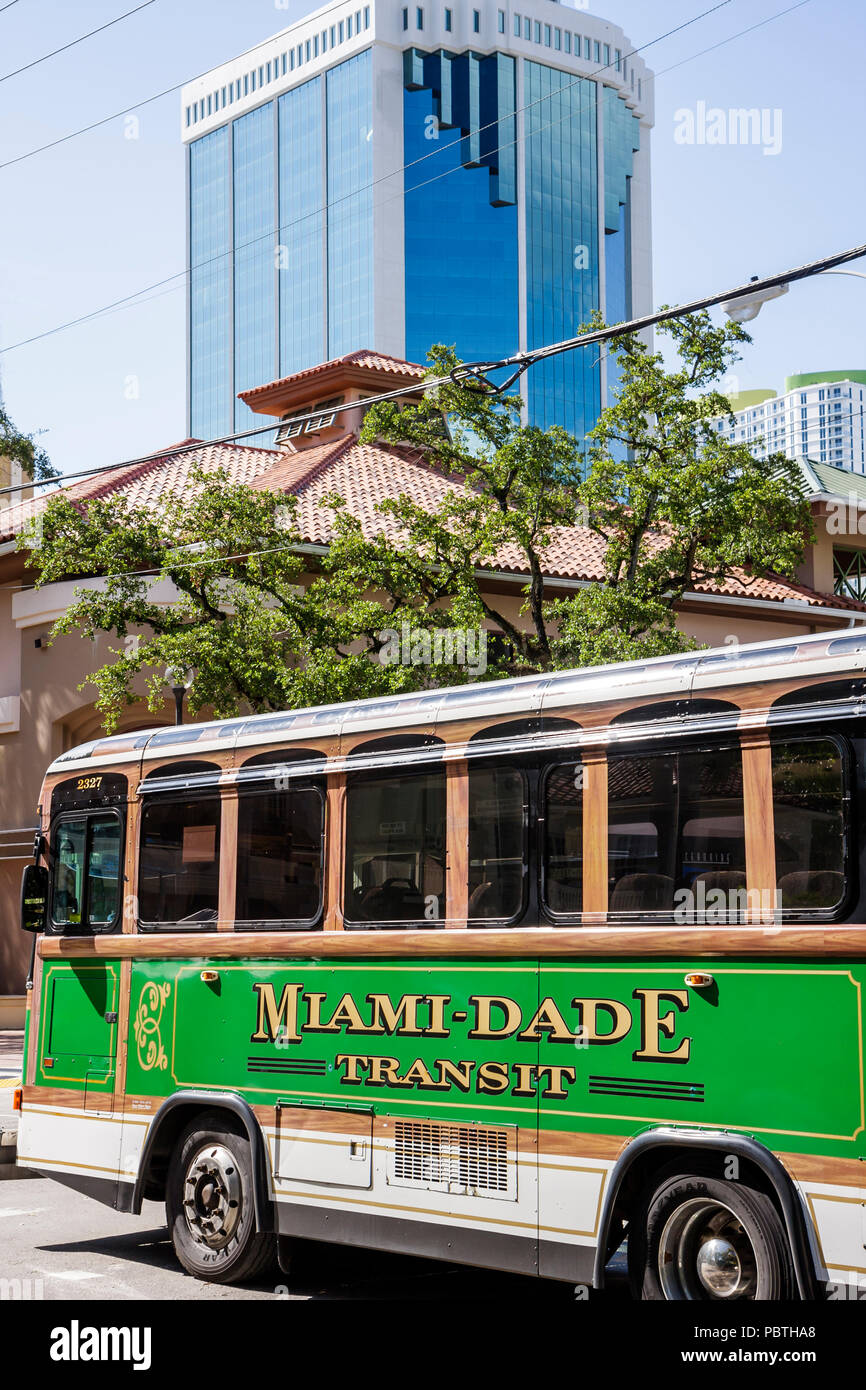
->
[[21, 864, 49, 934]]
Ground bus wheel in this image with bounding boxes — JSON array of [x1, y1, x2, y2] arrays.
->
[[166, 1113, 275, 1285], [629, 1165, 795, 1301]]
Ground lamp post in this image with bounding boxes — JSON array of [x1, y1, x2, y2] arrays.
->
[[164, 666, 192, 726]]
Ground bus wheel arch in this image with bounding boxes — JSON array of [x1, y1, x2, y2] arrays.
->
[[593, 1129, 817, 1301], [165, 1110, 277, 1284], [132, 1091, 274, 1235]]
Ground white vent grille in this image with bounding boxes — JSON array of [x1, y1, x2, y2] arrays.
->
[[390, 1120, 516, 1200], [305, 410, 337, 431], [275, 417, 305, 443], [276, 395, 344, 444]]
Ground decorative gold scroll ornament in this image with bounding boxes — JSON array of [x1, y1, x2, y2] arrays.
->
[[133, 981, 171, 1072]]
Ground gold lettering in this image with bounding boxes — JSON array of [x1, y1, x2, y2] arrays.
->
[[368, 1056, 411, 1087], [335, 1054, 368, 1084], [435, 1059, 475, 1092], [322, 993, 368, 1033], [468, 995, 523, 1039], [366, 993, 425, 1035], [477, 1060, 510, 1093], [537, 1064, 577, 1098], [573, 997, 633, 1045], [426, 994, 451, 1037], [511, 1063, 537, 1096], [304, 992, 330, 1031], [632, 988, 691, 1063], [518, 997, 574, 1042], [401, 1058, 436, 1088], [250, 982, 302, 1044]]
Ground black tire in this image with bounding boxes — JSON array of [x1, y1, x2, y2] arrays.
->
[[628, 1162, 796, 1301], [166, 1112, 276, 1285]]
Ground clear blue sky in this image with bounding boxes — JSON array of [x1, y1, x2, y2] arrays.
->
[[0, 0, 863, 476]]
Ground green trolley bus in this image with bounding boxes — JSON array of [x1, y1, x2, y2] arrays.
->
[[15, 628, 866, 1299]]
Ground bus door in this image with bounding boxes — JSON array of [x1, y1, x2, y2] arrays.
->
[[39, 808, 124, 1114]]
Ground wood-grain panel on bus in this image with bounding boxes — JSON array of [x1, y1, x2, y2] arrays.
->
[[325, 773, 346, 930], [581, 750, 608, 918], [779, 1150, 866, 1189], [446, 759, 469, 927], [38, 925, 866, 960], [741, 731, 777, 923]]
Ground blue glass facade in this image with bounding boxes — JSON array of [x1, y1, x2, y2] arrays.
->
[[403, 50, 519, 368], [187, 50, 373, 438], [603, 86, 639, 419], [232, 105, 275, 432], [326, 50, 374, 358], [187, 39, 644, 445], [278, 78, 324, 377], [524, 61, 598, 440], [189, 127, 231, 440]]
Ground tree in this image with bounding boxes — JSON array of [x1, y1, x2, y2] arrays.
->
[[18, 313, 811, 731], [1, 402, 57, 484], [361, 315, 811, 669], [18, 469, 497, 731]]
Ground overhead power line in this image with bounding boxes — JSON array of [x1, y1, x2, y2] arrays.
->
[[0, 0, 804, 358], [1, 87, 608, 354], [0, 1, 158, 84], [450, 243, 866, 393], [1, 240, 863, 503], [652, 0, 812, 78], [0, 0, 728, 174]]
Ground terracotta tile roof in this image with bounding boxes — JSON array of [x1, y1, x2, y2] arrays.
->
[[252, 438, 467, 545], [239, 349, 426, 404], [255, 439, 865, 612], [0, 439, 281, 546], [3, 433, 861, 615]]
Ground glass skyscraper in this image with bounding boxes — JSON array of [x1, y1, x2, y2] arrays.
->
[[183, 1, 652, 442]]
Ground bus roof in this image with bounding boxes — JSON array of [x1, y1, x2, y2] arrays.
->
[[46, 624, 866, 777]]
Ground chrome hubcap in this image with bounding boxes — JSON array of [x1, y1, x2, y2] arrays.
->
[[182, 1144, 241, 1250], [658, 1198, 758, 1300], [696, 1236, 742, 1296]]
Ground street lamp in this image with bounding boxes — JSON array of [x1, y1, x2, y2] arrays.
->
[[722, 268, 866, 324], [721, 276, 789, 324], [164, 666, 192, 726]]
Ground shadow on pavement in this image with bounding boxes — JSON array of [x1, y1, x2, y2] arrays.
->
[[36, 1224, 631, 1300]]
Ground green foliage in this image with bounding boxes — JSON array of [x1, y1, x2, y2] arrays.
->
[[363, 325, 811, 671], [20, 466, 497, 731], [1, 404, 57, 484], [19, 315, 812, 731]]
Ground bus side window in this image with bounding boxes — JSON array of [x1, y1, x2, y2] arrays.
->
[[236, 786, 323, 928], [677, 746, 746, 923], [542, 763, 584, 918], [52, 820, 87, 928], [138, 795, 221, 928], [87, 817, 122, 927], [771, 739, 846, 914], [343, 769, 446, 928], [468, 766, 527, 923], [51, 814, 122, 932], [606, 746, 746, 922], [607, 752, 677, 917]]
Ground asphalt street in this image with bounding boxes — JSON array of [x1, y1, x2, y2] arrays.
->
[[0, 1030, 628, 1301], [0, 1176, 629, 1301]]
